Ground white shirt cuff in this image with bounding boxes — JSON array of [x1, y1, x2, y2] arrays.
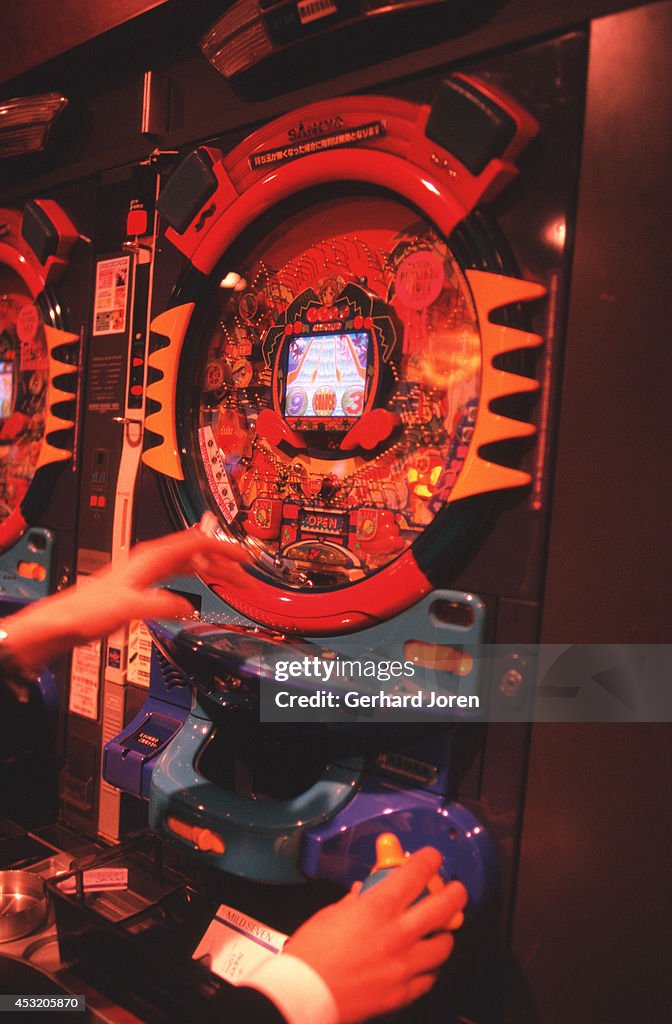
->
[[245, 953, 339, 1024]]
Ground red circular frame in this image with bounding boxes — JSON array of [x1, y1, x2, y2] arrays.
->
[[151, 85, 540, 634]]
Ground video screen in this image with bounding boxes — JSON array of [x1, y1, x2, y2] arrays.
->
[[284, 331, 369, 423], [0, 361, 14, 419]]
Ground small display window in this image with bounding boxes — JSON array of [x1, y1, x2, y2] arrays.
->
[[283, 329, 371, 427]]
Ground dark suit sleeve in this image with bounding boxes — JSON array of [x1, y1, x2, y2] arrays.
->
[[198, 984, 287, 1024]]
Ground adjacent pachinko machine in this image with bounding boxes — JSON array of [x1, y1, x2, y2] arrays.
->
[[0, 201, 79, 594], [103, 34, 586, 1020], [0, 196, 87, 821]]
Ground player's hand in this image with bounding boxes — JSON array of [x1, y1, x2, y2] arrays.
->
[[284, 848, 468, 1023], [69, 518, 250, 633], [0, 517, 249, 675]]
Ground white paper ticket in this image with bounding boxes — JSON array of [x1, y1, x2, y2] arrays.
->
[[193, 903, 288, 985]]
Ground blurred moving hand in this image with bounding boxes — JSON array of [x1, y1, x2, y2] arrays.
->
[[0, 517, 246, 684]]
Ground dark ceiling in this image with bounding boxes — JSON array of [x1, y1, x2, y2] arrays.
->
[[0, 0, 226, 92]]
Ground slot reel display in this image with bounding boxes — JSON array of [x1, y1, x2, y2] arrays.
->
[[106, 66, 571, 909]]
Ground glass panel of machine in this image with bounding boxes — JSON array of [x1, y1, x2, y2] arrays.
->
[[192, 193, 481, 586], [0, 274, 48, 522]]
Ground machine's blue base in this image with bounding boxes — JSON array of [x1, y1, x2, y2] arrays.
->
[[152, 579, 487, 711], [104, 583, 498, 911], [149, 709, 365, 884]]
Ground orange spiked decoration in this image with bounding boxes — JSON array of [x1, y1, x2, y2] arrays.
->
[[449, 270, 546, 504], [34, 325, 79, 470], [143, 304, 195, 480]]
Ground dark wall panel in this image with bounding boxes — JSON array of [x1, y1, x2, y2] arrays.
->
[[513, 6, 672, 1022], [542, 0, 672, 646]]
